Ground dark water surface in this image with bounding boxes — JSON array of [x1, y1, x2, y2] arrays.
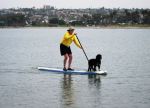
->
[[0, 27, 150, 108]]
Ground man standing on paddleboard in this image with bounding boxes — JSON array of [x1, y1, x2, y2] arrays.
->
[[60, 27, 82, 71]]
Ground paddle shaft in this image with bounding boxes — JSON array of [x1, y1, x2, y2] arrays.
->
[[76, 35, 89, 61]]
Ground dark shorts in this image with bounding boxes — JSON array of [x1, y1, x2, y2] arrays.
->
[[60, 44, 72, 56]]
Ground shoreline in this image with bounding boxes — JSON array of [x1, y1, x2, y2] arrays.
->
[[0, 25, 150, 29]]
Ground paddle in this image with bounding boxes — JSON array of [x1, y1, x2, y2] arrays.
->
[[75, 35, 89, 61]]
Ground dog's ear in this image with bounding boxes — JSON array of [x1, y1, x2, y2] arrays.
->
[[96, 54, 99, 59], [100, 54, 102, 59]]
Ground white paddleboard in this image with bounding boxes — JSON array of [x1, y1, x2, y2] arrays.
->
[[38, 67, 107, 75]]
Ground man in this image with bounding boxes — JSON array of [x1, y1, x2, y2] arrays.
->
[[60, 27, 82, 71]]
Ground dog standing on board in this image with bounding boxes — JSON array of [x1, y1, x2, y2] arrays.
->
[[88, 54, 102, 71]]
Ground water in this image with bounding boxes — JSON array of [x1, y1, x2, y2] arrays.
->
[[0, 27, 150, 108]]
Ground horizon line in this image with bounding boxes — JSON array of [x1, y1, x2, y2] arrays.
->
[[0, 6, 150, 10]]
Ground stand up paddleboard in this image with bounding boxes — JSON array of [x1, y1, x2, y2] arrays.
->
[[38, 67, 107, 75]]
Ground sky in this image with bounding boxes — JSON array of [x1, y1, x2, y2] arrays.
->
[[0, 0, 149, 9]]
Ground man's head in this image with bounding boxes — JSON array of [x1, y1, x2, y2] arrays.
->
[[67, 26, 75, 34]]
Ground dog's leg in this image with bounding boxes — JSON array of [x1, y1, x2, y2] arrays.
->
[[93, 65, 96, 71], [89, 66, 92, 71], [88, 65, 91, 71], [94, 67, 96, 71], [88, 61, 90, 71], [98, 62, 101, 71], [97, 64, 100, 71], [88, 66, 92, 72]]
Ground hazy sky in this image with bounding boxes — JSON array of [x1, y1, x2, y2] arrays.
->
[[0, 0, 149, 9]]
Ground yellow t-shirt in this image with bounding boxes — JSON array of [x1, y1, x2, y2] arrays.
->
[[60, 32, 81, 48]]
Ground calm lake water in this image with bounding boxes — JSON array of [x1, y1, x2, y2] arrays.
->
[[0, 27, 150, 108]]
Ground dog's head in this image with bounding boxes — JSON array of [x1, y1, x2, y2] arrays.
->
[[96, 54, 102, 61]]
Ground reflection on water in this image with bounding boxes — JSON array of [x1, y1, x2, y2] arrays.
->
[[88, 75, 102, 108], [60, 74, 102, 108], [88, 75, 101, 89], [88, 75, 101, 82], [61, 74, 74, 108]]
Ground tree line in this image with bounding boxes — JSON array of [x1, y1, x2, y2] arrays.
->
[[0, 14, 26, 26], [0, 8, 150, 27]]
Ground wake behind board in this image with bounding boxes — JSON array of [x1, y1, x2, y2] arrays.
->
[[38, 67, 107, 75]]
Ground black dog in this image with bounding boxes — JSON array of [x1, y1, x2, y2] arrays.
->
[[88, 54, 102, 71]]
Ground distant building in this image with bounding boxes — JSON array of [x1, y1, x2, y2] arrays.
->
[[43, 5, 54, 10]]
